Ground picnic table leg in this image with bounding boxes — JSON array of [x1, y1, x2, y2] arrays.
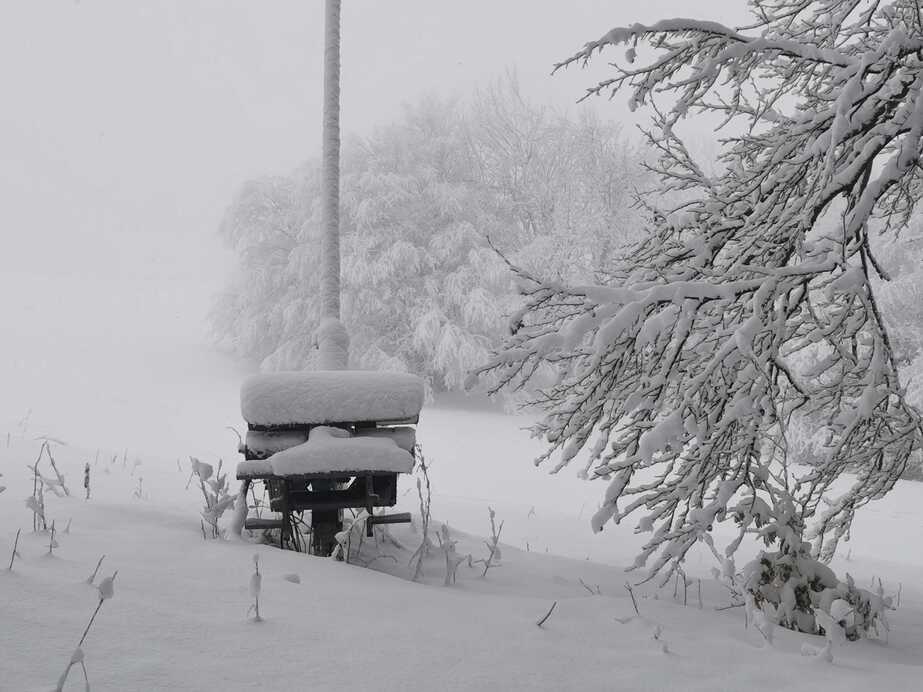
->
[[365, 475, 379, 537], [310, 479, 341, 556], [281, 480, 291, 550]]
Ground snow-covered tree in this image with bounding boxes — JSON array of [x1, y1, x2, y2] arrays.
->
[[214, 80, 645, 391], [481, 0, 923, 589], [340, 96, 515, 389], [467, 78, 642, 283], [212, 172, 322, 368]]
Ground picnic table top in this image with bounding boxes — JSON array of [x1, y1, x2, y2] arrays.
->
[[241, 370, 424, 428]]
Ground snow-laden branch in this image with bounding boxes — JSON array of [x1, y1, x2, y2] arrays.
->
[[481, 0, 923, 583]]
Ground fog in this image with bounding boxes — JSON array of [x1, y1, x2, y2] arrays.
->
[[0, 1, 745, 460]]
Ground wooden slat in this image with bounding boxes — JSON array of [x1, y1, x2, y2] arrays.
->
[[367, 512, 411, 526], [365, 512, 411, 537], [247, 417, 418, 432], [244, 518, 286, 530], [237, 470, 393, 481]]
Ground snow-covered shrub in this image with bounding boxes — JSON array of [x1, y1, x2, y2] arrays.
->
[[822, 574, 893, 641], [711, 540, 892, 640], [741, 548, 837, 635]]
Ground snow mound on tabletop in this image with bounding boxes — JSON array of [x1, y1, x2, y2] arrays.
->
[[241, 370, 425, 426], [244, 429, 309, 457], [244, 427, 414, 458], [354, 425, 416, 452], [239, 426, 414, 476]]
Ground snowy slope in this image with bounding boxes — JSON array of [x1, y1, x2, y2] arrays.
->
[[2, 436, 922, 691]]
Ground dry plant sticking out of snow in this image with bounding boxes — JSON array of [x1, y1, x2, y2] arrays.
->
[[189, 457, 235, 539], [435, 524, 466, 586], [85, 555, 106, 585], [7, 528, 21, 571], [248, 554, 263, 623], [55, 571, 118, 691], [409, 446, 433, 582], [470, 507, 504, 577], [26, 440, 71, 533]]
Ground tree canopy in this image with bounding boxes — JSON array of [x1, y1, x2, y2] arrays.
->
[[214, 79, 645, 392], [481, 0, 923, 585]]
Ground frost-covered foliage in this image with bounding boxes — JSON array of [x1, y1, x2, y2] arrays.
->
[[213, 78, 645, 391], [793, 217, 923, 479], [710, 542, 892, 639], [742, 550, 892, 639], [190, 457, 235, 539], [482, 0, 923, 585], [873, 219, 923, 479]]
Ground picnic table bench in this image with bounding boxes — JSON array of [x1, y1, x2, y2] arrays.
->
[[235, 371, 423, 555]]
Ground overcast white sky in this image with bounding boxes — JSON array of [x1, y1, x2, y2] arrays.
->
[[0, 1, 747, 455], [0, 0, 746, 282]]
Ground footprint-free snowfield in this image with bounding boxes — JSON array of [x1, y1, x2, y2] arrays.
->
[[2, 429, 922, 692]]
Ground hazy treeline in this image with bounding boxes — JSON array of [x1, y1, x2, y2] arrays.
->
[[212, 77, 648, 392]]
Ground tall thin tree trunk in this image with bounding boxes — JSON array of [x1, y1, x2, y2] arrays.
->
[[317, 0, 349, 370]]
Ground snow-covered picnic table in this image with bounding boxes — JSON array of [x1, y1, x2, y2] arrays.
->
[[240, 370, 424, 428], [235, 371, 424, 554]]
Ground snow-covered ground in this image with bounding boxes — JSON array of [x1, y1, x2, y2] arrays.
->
[[2, 272, 923, 690], [2, 426, 922, 691]]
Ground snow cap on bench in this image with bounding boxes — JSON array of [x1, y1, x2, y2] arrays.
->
[[241, 370, 425, 427], [237, 426, 414, 477], [243, 426, 416, 458]]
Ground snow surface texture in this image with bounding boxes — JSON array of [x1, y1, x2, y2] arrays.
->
[[244, 429, 310, 456], [237, 425, 414, 477], [240, 370, 424, 426], [3, 433, 923, 691], [354, 425, 416, 452]]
